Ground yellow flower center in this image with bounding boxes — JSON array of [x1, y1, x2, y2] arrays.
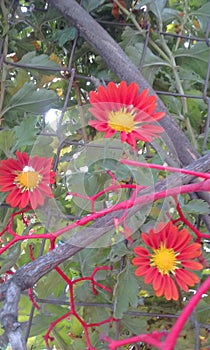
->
[[108, 108, 136, 133], [150, 244, 180, 275], [14, 166, 42, 192]]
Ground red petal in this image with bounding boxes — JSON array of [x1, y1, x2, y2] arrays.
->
[[181, 260, 203, 270], [135, 265, 150, 277], [164, 275, 179, 300], [144, 267, 156, 284], [133, 246, 149, 256]]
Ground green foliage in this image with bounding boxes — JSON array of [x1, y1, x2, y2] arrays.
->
[[182, 198, 210, 215], [18, 51, 61, 70], [0, 0, 209, 349], [53, 27, 78, 47], [113, 262, 139, 318], [3, 82, 58, 117], [82, 0, 106, 12], [0, 129, 15, 155], [14, 116, 37, 148]]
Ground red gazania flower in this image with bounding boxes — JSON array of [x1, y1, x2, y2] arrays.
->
[[88, 81, 165, 150], [0, 151, 55, 209], [132, 222, 203, 300]]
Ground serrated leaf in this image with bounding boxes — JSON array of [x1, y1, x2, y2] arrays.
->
[[113, 262, 139, 318], [3, 82, 57, 116], [182, 199, 210, 215], [18, 51, 60, 70], [14, 116, 37, 148], [0, 129, 15, 154]]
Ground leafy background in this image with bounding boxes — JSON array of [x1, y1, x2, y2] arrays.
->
[[0, 0, 210, 349]]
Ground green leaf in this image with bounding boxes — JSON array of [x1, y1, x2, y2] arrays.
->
[[18, 51, 60, 70], [149, 0, 167, 20], [121, 314, 147, 335], [162, 8, 181, 23], [59, 27, 78, 47], [36, 270, 66, 299], [14, 116, 37, 148], [0, 242, 21, 274], [191, 2, 210, 17], [16, 218, 25, 235], [120, 27, 141, 49], [182, 199, 210, 215], [113, 262, 139, 318], [82, 0, 106, 12], [0, 129, 15, 154], [174, 43, 209, 79], [195, 299, 210, 323], [53, 27, 78, 47], [190, 3, 210, 31], [125, 43, 170, 83], [28, 315, 56, 337], [3, 82, 58, 116]]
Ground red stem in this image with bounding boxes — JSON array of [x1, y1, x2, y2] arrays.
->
[[101, 331, 166, 349], [120, 159, 210, 179]]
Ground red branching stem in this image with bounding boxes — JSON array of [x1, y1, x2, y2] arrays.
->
[[120, 159, 210, 179], [7, 208, 31, 235], [87, 316, 116, 327], [0, 233, 55, 254], [44, 266, 114, 349], [160, 277, 210, 350], [90, 266, 113, 294], [21, 212, 29, 226], [55, 266, 71, 284], [28, 288, 40, 310], [91, 184, 142, 202], [1, 180, 210, 255], [101, 330, 167, 349], [67, 183, 143, 214], [29, 244, 35, 261], [44, 311, 72, 346], [107, 169, 117, 184]]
